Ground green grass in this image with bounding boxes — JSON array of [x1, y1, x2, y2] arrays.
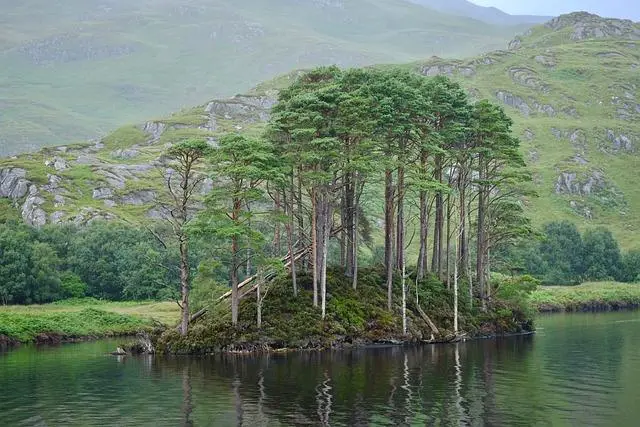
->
[[530, 282, 640, 312], [0, 299, 180, 342]]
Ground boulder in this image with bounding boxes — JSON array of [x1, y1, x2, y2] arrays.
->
[[92, 188, 114, 200], [0, 168, 29, 199], [121, 190, 156, 205], [21, 185, 47, 227]]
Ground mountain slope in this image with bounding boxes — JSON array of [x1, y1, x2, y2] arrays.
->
[[406, 0, 550, 25], [2, 13, 640, 248], [0, 0, 529, 156]]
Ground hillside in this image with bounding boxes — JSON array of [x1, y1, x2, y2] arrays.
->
[[406, 0, 549, 25], [0, 0, 530, 156], [1, 12, 640, 248]]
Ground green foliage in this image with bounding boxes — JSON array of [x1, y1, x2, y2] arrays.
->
[[0, 221, 187, 304], [582, 228, 622, 281], [499, 221, 639, 285], [621, 250, 640, 283]]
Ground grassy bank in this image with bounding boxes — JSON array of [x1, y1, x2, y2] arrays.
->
[[0, 299, 179, 343], [158, 269, 534, 354], [530, 282, 640, 312]]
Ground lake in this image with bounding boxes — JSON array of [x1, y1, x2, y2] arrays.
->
[[2, 311, 640, 426]]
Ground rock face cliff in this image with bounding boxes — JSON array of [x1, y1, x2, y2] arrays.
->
[[1, 13, 640, 247], [0, 94, 273, 226]]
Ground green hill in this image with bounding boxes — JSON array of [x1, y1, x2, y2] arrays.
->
[[1, 12, 639, 248], [0, 0, 530, 156]]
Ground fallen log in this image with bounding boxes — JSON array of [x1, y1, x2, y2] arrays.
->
[[416, 304, 440, 336]]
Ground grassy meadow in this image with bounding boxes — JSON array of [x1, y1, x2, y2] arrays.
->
[[0, 299, 179, 343]]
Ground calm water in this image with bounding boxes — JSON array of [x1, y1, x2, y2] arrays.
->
[[2, 311, 640, 426]]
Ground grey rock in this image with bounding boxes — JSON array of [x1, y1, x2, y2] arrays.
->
[[98, 170, 127, 189], [121, 190, 156, 205], [496, 91, 531, 116], [111, 148, 139, 159], [21, 185, 47, 227], [75, 154, 96, 165], [0, 168, 30, 200], [146, 207, 171, 220], [606, 130, 635, 152], [509, 67, 550, 92], [72, 208, 116, 225], [143, 121, 166, 140], [50, 211, 66, 224], [523, 129, 535, 141], [103, 200, 117, 208], [534, 55, 556, 67], [555, 170, 606, 196], [508, 37, 522, 50], [53, 195, 65, 207], [92, 188, 114, 200], [52, 157, 68, 171]]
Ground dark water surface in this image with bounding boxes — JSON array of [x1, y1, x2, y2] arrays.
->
[[2, 311, 640, 426]]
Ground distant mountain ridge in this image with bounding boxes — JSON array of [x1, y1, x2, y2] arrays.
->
[[0, 0, 534, 156], [405, 0, 551, 25]]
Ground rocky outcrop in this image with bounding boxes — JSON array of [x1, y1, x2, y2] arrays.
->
[[496, 91, 557, 117], [143, 122, 166, 141], [92, 188, 114, 200], [21, 185, 47, 227], [111, 148, 139, 159], [509, 67, 550, 93], [605, 130, 635, 152], [204, 95, 274, 123], [71, 208, 116, 225], [555, 170, 606, 196], [0, 168, 29, 199], [545, 12, 640, 41], [534, 55, 556, 67], [121, 190, 156, 205]]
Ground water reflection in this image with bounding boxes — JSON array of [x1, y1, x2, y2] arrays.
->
[[3, 312, 640, 426]]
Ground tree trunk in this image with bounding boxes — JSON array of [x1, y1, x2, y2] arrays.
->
[[446, 194, 452, 289], [385, 169, 395, 311], [312, 188, 318, 308], [458, 167, 468, 281], [231, 197, 242, 326], [274, 191, 281, 256], [179, 235, 190, 336], [402, 261, 407, 336], [352, 180, 359, 290], [476, 160, 487, 311], [344, 172, 355, 278], [432, 155, 443, 279], [315, 190, 331, 320], [395, 164, 405, 271], [287, 172, 298, 297], [256, 280, 262, 329], [417, 190, 429, 281]]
